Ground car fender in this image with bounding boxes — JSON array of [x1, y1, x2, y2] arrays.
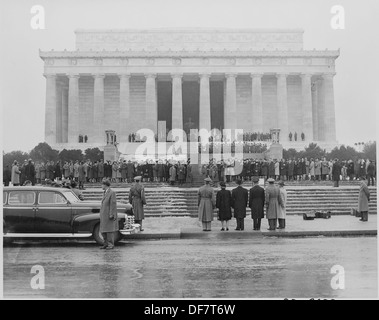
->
[[73, 213, 127, 234]]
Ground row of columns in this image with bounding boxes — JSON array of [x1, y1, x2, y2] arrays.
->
[[44, 72, 336, 145]]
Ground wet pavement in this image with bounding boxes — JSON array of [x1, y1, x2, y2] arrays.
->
[[3, 237, 377, 299], [128, 215, 378, 239]]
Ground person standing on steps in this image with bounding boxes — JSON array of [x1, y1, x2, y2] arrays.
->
[[198, 177, 216, 231], [358, 177, 370, 222], [265, 178, 283, 231], [277, 180, 287, 229], [129, 176, 146, 231], [216, 181, 233, 231], [249, 176, 265, 231], [99, 179, 118, 250], [231, 179, 248, 231]]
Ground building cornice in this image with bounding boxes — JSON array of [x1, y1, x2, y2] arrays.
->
[[39, 49, 340, 60]]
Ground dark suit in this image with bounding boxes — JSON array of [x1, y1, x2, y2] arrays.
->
[[249, 185, 265, 230], [231, 185, 248, 230]]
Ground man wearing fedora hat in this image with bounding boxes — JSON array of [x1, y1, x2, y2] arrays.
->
[[265, 178, 283, 231], [249, 176, 265, 231], [198, 177, 216, 231], [232, 179, 248, 231], [99, 179, 118, 250], [129, 175, 146, 231], [278, 180, 287, 229]]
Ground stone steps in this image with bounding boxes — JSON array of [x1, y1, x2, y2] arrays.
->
[[82, 187, 377, 217]]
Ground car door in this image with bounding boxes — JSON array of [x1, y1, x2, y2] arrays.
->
[[4, 190, 37, 233], [35, 190, 73, 233]]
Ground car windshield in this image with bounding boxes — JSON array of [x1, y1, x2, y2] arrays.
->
[[61, 190, 82, 203]]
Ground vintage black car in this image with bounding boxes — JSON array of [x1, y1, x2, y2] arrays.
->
[[3, 186, 139, 245]]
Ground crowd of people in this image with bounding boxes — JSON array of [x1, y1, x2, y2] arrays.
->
[[197, 142, 268, 154], [200, 157, 376, 186], [3, 157, 376, 189]]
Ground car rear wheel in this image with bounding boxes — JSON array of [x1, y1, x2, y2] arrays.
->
[[93, 224, 122, 245]]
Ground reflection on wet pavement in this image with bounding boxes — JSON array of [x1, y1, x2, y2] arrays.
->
[[3, 237, 377, 299]]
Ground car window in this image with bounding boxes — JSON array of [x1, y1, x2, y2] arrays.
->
[[62, 190, 81, 203], [39, 192, 67, 204], [8, 191, 36, 205], [3, 192, 7, 204]]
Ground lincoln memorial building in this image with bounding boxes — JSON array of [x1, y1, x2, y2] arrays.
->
[[40, 29, 339, 152]]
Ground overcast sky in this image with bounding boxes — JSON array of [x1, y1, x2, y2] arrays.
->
[[1, 0, 378, 153]]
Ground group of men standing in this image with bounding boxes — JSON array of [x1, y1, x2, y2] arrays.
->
[[197, 177, 287, 232]]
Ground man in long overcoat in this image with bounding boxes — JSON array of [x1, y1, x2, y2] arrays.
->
[[99, 179, 119, 250], [232, 179, 248, 231], [216, 181, 232, 231], [169, 164, 176, 186], [24, 159, 36, 185], [278, 180, 287, 229], [265, 178, 283, 231], [11, 161, 21, 186], [3, 165, 11, 186], [198, 177, 216, 231], [332, 159, 342, 187], [129, 176, 146, 231], [97, 160, 104, 182], [358, 178, 370, 222], [249, 176, 265, 231]]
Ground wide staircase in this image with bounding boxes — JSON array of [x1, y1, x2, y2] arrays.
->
[[82, 186, 377, 217]]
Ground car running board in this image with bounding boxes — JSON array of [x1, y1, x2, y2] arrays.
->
[[3, 233, 93, 238]]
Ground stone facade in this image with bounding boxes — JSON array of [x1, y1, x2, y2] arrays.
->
[[40, 28, 339, 151]]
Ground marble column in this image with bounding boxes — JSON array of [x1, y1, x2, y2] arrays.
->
[[251, 73, 263, 133], [323, 73, 337, 142], [56, 83, 63, 143], [276, 73, 289, 143], [317, 79, 325, 141], [311, 80, 319, 141], [44, 74, 57, 145], [199, 73, 211, 131], [68, 73, 79, 144], [301, 73, 313, 141], [145, 74, 158, 134], [119, 73, 131, 141], [225, 73, 237, 131], [171, 73, 183, 131], [93, 74, 105, 143]]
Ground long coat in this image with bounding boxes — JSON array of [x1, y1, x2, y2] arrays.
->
[[321, 161, 329, 175], [315, 161, 321, 176], [100, 188, 119, 233], [231, 186, 248, 218], [198, 184, 215, 222], [288, 162, 294, 176], [129, 183, 146, 221], [98, 163, 104, 178], [332, 162, 342, 181], [216, 189, 232, 221], [265, 184, 282, 220], [79, 164, 86, 182], [249, 185, 265, 219], [11, 165, 21, 185], [358, 182, 370, 212], [310, 161, 315, 176], [278, 187, 287, 219], [169, 166, 177, 182]]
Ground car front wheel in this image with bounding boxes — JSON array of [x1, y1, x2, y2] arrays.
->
[[93, 224, 122, 245]]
